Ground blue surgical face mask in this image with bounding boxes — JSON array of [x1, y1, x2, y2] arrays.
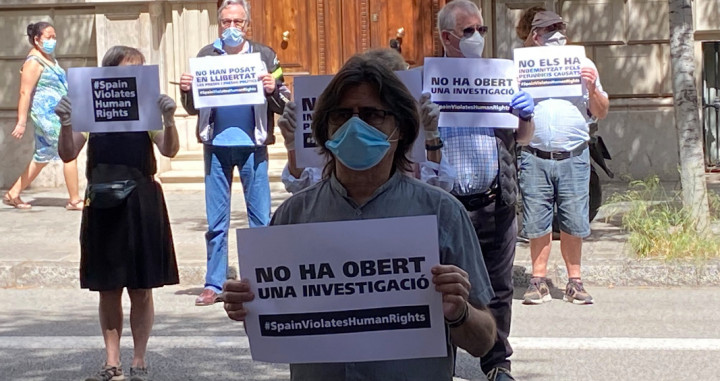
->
[[222, 27, 245, 47], [324, 116, 397, 171], [41, 39, 57, 54]]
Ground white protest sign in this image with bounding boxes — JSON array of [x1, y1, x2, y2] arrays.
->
[[189, 53, 265, 108], [293, 70, 426, 168], [423, 57, 518, 129], [68, 65, 161, 133], [396, 68, 426, 166], [514, 45, 585, 99], [293, 75, 333, 169], [236, 215, 446, 364]]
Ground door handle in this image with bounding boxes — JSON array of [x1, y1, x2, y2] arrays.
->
[[282, 30, 291, 42], [390, 27, 406, 53]]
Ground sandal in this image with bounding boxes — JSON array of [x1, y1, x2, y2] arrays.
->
[[65, 199, 85, 211], [3, 193, 31, 209]]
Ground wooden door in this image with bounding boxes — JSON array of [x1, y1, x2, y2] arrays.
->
[[248, 0, 448, 86], [320, 0, 447, 72], [368, 0, 447, 67], [248, 0, 318, 92]]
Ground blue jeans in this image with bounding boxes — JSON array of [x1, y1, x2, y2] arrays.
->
[[519, 148, 591, 238], [203, 145, 271, 292]]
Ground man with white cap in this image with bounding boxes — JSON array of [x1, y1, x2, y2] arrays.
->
[[519, 11, 609, 306]]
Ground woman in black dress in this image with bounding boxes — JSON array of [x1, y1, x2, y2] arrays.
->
[[56, 45, 179, 381]]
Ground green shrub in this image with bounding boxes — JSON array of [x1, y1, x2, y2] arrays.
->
[[605, 176, 720, 260]]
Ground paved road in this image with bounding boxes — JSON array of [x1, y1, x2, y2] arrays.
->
[[1, 286, 718, 380]]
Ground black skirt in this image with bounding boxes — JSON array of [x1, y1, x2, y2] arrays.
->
[[80, 180, 179, 291]]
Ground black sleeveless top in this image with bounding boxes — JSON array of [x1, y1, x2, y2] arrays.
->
[[86, 132, 157, 183]]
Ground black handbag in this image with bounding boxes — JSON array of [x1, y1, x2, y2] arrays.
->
[[86, 179, 137, 209]]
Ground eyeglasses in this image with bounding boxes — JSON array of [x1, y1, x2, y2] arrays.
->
[[543, 23, 567, 34], [220, 18, 247, 28], [328, 107, 394, 127], [460, 25, 489, 38]]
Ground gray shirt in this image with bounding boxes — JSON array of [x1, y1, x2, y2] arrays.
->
[[271, 171, 494, 381]]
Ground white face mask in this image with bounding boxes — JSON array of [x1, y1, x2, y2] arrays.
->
[[541, 31, 567, 46], [458, 31, 485, 58]]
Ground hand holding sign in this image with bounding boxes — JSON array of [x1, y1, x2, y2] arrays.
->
[[54, 96, 72, 127], [581, 67, 598, 94], [278, 101, 297, 150], [158, 95, 177, 127], [223, 278, 255, 322], [419, 92, 440, 139], [431, 264, 470, 321], [259, 72, 276, 95], [509, 91, 535, 120], [179, 72, 193, 92]]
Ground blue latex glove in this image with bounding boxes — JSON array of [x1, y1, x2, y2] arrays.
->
[[510, 90, 534, 119]]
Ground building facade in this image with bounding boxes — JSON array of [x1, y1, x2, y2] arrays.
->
[[0, 0, 719, 188]]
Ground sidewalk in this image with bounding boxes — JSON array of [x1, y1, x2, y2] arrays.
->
[[1, 181, 718, 289]]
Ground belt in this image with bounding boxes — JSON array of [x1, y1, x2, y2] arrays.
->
[[523, 143, 587, 161], [454, 185, 498, 211]]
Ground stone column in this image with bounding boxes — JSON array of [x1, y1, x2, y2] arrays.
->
[[0, 0, 217, 189], [96, 1, 217, 171]]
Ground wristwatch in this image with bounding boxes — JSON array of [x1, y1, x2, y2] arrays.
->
[[425, 139, 444, 151]]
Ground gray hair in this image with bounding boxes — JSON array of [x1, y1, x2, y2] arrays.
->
[[362, 48, 408, 71], [437, 0, 483, 32], [217, 0, 250, 25]]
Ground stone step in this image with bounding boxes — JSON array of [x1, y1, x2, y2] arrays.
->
[[172, 146, 289, 161], [159, 179, 291, 193], [166, 155, 286, 172], [159, 133, 290, 185], [159, 165, 285, 183]]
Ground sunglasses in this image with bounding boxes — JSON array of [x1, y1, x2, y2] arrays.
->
[[543, 23, 567, 34], [460, 25, 489, 38], [328, 107, 394, 127]]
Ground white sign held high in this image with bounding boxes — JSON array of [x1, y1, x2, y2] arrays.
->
[[423, 57, 519, 129], [236, 215, 446, 364], [396, 69, 426, 166], [68, 65, 161, 133], [514, 45, 586, 99], [292, 75, 333, 169], [189, 53, 265, 108]]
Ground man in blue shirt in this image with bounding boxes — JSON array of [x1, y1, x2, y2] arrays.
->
[[179, 0, 288, 306]]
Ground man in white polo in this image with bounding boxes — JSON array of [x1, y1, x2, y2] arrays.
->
[[520, 11, 609, 306]]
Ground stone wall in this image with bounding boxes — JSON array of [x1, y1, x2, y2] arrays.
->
[[0, 0, 214, 189], [493, 0, 720, 181], [1, 0, 719, 188]]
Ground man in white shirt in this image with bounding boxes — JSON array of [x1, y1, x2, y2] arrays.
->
[[519, 11, 609, 306]]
